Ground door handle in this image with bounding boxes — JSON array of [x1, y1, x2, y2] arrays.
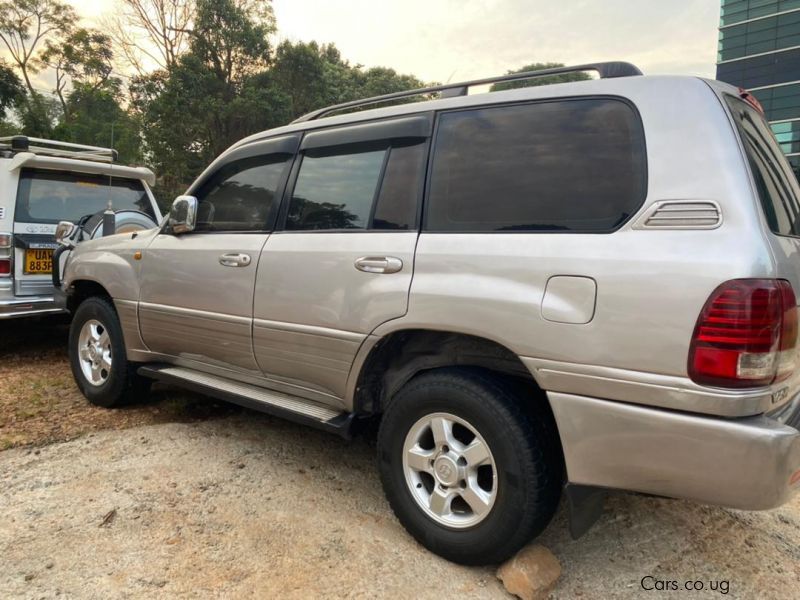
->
[[219, 253, 252, 267], [354, 256, 403, 274]]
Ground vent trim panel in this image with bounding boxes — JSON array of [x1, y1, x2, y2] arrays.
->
[[632, 200, 722, 230]]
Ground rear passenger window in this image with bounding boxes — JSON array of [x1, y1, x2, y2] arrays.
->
[[287, 147, 386, 230], [426, 98, 647, 232], [286, 141, 425, 231]]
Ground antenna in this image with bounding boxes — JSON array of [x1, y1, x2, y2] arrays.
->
[[103, 123, 116, 236]]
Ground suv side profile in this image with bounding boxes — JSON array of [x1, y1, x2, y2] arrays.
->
[[0, 136, 161, 319], [58, 63, 800, 565]]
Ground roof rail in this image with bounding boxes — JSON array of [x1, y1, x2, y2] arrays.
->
[[0, 135, 118, 163], [292, 61, 643, 123]]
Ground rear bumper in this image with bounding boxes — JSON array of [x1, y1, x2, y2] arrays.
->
[[550, 391, 800, 511], [0, 295, 66, 319]]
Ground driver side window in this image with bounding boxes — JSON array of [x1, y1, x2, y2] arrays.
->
[[194, 153, 292, 232]]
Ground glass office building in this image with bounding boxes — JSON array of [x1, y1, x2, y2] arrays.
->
[[717, 0, 800, 178]]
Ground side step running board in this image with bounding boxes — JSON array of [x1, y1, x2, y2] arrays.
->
[[138, 365, 354, 438]]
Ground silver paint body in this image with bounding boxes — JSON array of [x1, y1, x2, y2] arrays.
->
[[0, 154, 160, 319], [62, 75, 800, 510]]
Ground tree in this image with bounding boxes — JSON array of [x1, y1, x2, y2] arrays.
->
[[105, 0, 194, 75], [38, 28, 116, 122], [55, 81, 142, 164], [0, 0, 76, 95], [131, 0, 280, 196], [270, 41, 427, 119], [189, 0, 275, 86], [490, 62, 591, 92], [0, 59, 24, 119], [16, 91, 59, 137]]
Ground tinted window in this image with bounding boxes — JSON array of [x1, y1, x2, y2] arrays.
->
[[287, 147, 387, 230], [15, 169, 154, 224], [726, 96, 800, 236], [372, 143, 426, 230], [194, 154, 291, 232], [426, 99, 647, 232]]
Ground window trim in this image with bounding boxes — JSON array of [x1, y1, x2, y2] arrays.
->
[[300, 114, 433, 150], [420, 95, 649, 234]]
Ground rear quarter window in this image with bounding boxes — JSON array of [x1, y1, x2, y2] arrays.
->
[[425, 97, 647, 232], [725, 95, 800, 237], [15, 169, 154, 224]]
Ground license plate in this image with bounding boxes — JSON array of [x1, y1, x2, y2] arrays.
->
[[24, 248, 53, 274]]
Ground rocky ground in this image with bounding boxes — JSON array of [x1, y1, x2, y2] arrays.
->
[[1, 318, 799, 599]]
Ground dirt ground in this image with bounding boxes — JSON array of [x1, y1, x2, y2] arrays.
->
[[0, 317, 238, 450], [1, 318, 799, 599]]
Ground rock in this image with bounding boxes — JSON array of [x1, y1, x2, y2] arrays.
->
[[497, 544, 561, 600]]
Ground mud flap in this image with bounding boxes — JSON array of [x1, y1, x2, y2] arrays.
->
[[565, 483, 608, 539]]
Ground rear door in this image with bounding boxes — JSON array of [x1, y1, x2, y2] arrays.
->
[[13, 168, 155, 297], [252, 115, 431, 401], [138, 136, 297, 372]]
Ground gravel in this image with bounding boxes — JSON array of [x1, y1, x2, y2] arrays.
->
[[1, 411, 798, 599]]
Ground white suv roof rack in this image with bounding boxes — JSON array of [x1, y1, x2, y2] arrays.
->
[[0, 135, 117, 163]]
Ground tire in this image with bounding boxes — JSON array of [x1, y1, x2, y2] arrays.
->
[[68, 296, 151, 408], [377, 367, 562, 565]]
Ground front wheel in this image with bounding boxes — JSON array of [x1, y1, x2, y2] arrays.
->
[[377, 368, 562, 565], [69, 296, 150, 407]]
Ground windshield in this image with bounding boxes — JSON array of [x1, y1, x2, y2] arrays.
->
[[725, 95, 800, 237], [15, 168, 154, 224]]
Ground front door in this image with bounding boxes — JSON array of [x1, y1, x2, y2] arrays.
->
[[139, 146, 296, 373], [253, 119, 430, 401]]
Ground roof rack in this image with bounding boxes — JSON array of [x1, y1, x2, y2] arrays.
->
[[0, 135, 118, 163], [292, 61, 643, 123]]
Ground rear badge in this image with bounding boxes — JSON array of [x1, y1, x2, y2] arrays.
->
[[772, 387, 789, 405]]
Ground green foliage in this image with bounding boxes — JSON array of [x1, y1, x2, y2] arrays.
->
[[55, 82, 142, 164], [270, 41, 427, 118], [38, 27, 117, 122], [490, 62, 591, 92], [39, 28, 115, 89], [16, 92, 60, 137], [191, 0, 274, 84], [0, 59, 23, 118]]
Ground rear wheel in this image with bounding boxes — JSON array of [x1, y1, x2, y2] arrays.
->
[[69, 296, 150, 407], [377, 368, 562, 565]]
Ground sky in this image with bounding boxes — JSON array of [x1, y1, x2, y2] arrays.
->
[[52, 0, 720, 86]]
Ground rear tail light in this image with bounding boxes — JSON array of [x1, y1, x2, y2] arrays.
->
[[0, 233, 11, 248], [689, 279, 798, 388], [0, 259, 10, 276]]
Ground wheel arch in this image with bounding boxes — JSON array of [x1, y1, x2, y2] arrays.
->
[[348, 328, 549, 416], [66, 278, 113, 314]]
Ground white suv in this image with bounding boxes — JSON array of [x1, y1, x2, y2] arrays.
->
[[0, 136, 161, 319]]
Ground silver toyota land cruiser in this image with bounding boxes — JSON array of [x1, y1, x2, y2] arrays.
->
[[56, 63, 800, 565]]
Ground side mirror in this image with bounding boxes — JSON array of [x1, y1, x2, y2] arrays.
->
[[168, 195, 198, 234], [54, 220, 76, 246]]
